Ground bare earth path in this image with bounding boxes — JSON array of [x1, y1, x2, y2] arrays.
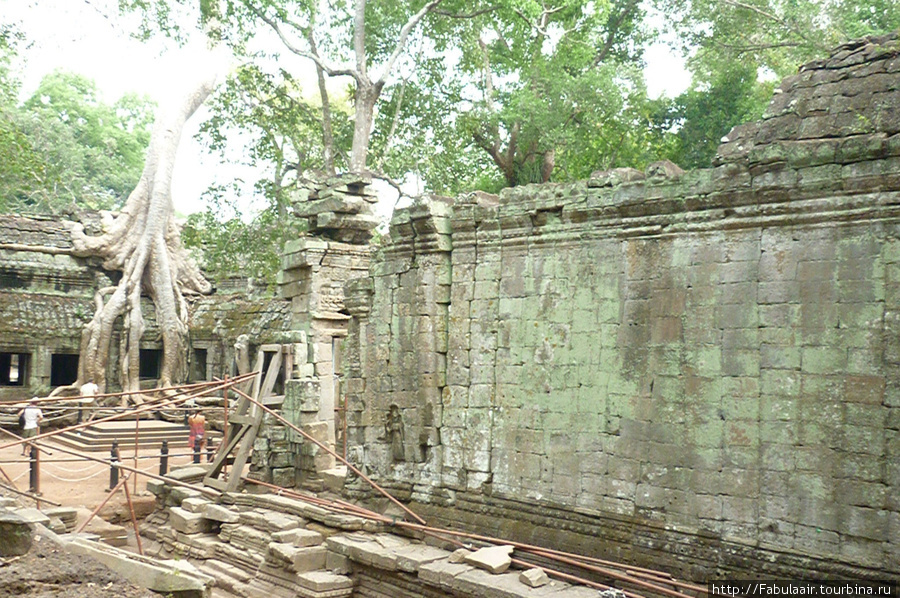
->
[[0, 435, 201, 597]]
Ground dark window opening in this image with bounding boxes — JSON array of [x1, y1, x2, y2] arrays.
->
[[0, 353, 29, 386], [262, 350, 285, 396], [191, 348, 208, 381], [51, 354, 79, 387], [139, 349, 162, 380]]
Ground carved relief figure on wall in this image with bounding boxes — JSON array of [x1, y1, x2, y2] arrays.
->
[[385, 404, 405, 462]]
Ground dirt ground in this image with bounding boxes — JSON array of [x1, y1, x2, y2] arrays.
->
[[0, 433, 197, 519], [0, 433, 200, 597], [0, 537, 158, 598]]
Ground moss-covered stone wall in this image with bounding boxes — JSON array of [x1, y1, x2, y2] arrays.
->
[[343, 34, 900, 580]]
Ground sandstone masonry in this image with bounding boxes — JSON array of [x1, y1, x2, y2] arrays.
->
[[342, 34, 900, 580]]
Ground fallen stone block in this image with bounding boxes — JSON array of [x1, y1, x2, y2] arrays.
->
[[66, 537, 214, 598], [296, 571, 354, 593], [205, 503, 240, 523], [0, 511, 32, 556], [464, 544, 514, 574], [169, 507, 213, 535], [273, 527, 324, 547], [520, 567, 550, 588]]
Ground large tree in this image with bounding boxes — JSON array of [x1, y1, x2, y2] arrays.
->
[[66, 72, 217, 397]]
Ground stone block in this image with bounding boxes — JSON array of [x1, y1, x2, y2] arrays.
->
[[290, 546, 328, 573], [520, 567, 550, 587], [418, 560, 474, 590], [169, 507, 214, 535], [463, 544, 514, 574], [0, 511, 32, 556], [180, 497, 209, 514], [295, 571, 354, 592], [273, 528, 324, 547], [393, 544, 450, 573]]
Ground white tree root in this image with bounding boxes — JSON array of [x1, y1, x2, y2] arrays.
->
[[61, 74, 218, 404]]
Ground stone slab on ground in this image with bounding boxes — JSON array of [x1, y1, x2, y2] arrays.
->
[[464, 545, 514, 574], [393, 543, 450, 573], [418, 560, 475, 591], [13, 507, 51, 527], [66, 537, 214, 598], [273, 527, 324, 546]]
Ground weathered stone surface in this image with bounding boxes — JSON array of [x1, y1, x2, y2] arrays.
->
[[273, 527, 324, 547], [295, 570, 354, 592], [463, 545, 514, 574], [0, 511, 33, 556], [169, 507, 213, 535], [67, 537, 214, 597], [342, 32, 900, 582], [393, 544, 450, 573], [519, 568, 550, 588], [204, 504, 240, 523]]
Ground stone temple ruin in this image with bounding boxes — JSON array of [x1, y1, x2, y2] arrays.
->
[[1, 33, 899, 593]]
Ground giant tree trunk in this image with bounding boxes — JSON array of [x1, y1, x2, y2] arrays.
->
[[66, 75, 217, 402]]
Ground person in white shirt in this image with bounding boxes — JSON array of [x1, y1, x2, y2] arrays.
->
[[19, 397, 43, 456]]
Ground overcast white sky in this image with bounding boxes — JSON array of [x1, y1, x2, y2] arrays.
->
[[2, 0, 690, 217]]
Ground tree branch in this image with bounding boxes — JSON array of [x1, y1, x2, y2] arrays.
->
[[594, 0, 640, 65], [717, 0, 827, 50], [375, 0, 449, 85], [433, 6, 501, 19], [250, 4, 360, 81]]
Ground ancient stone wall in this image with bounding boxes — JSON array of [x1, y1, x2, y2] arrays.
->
[[343, 34, 900, 580]]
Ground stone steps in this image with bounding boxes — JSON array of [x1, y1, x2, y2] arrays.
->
[[54, 419, 221, 452]]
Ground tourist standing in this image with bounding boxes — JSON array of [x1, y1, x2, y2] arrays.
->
[[188, 409, 206, 463], [19, 398, 43, 456]]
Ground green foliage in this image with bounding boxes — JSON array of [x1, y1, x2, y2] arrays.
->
[[181, 188, 304, 290], [0, 58, 155, 214], [655, 64, 773, 169], [198, 64, 353, 210]]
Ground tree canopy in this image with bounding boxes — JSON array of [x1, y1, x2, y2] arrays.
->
[[0, 43, 155, 215]]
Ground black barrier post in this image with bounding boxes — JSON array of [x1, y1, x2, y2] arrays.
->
[[29, 445, 39, 494], [206, 441, 214, 463], [193, 439, 201, 464], [109, 440, 119, 490], [159, 440, 169, 476]]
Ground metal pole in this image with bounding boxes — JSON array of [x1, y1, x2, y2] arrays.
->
[[109, 440, 119, 490], [121, 473, 144, 556], [222, 376, 229, 476], [133, 417, 139, 496], [159, 440, 169, 476]]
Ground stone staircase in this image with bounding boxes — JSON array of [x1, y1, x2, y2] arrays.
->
[[53, 419, 221, 452]]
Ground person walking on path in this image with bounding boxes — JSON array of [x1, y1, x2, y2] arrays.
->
[[19, 398, 43, 456], [188, 409, 206, 463]]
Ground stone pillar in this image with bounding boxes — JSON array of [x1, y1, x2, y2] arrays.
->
[[275, 175, 376, 485]]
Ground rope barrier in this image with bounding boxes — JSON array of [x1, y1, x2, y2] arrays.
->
[[42, 461, 107, 475], [42, 467, 107, 483]]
